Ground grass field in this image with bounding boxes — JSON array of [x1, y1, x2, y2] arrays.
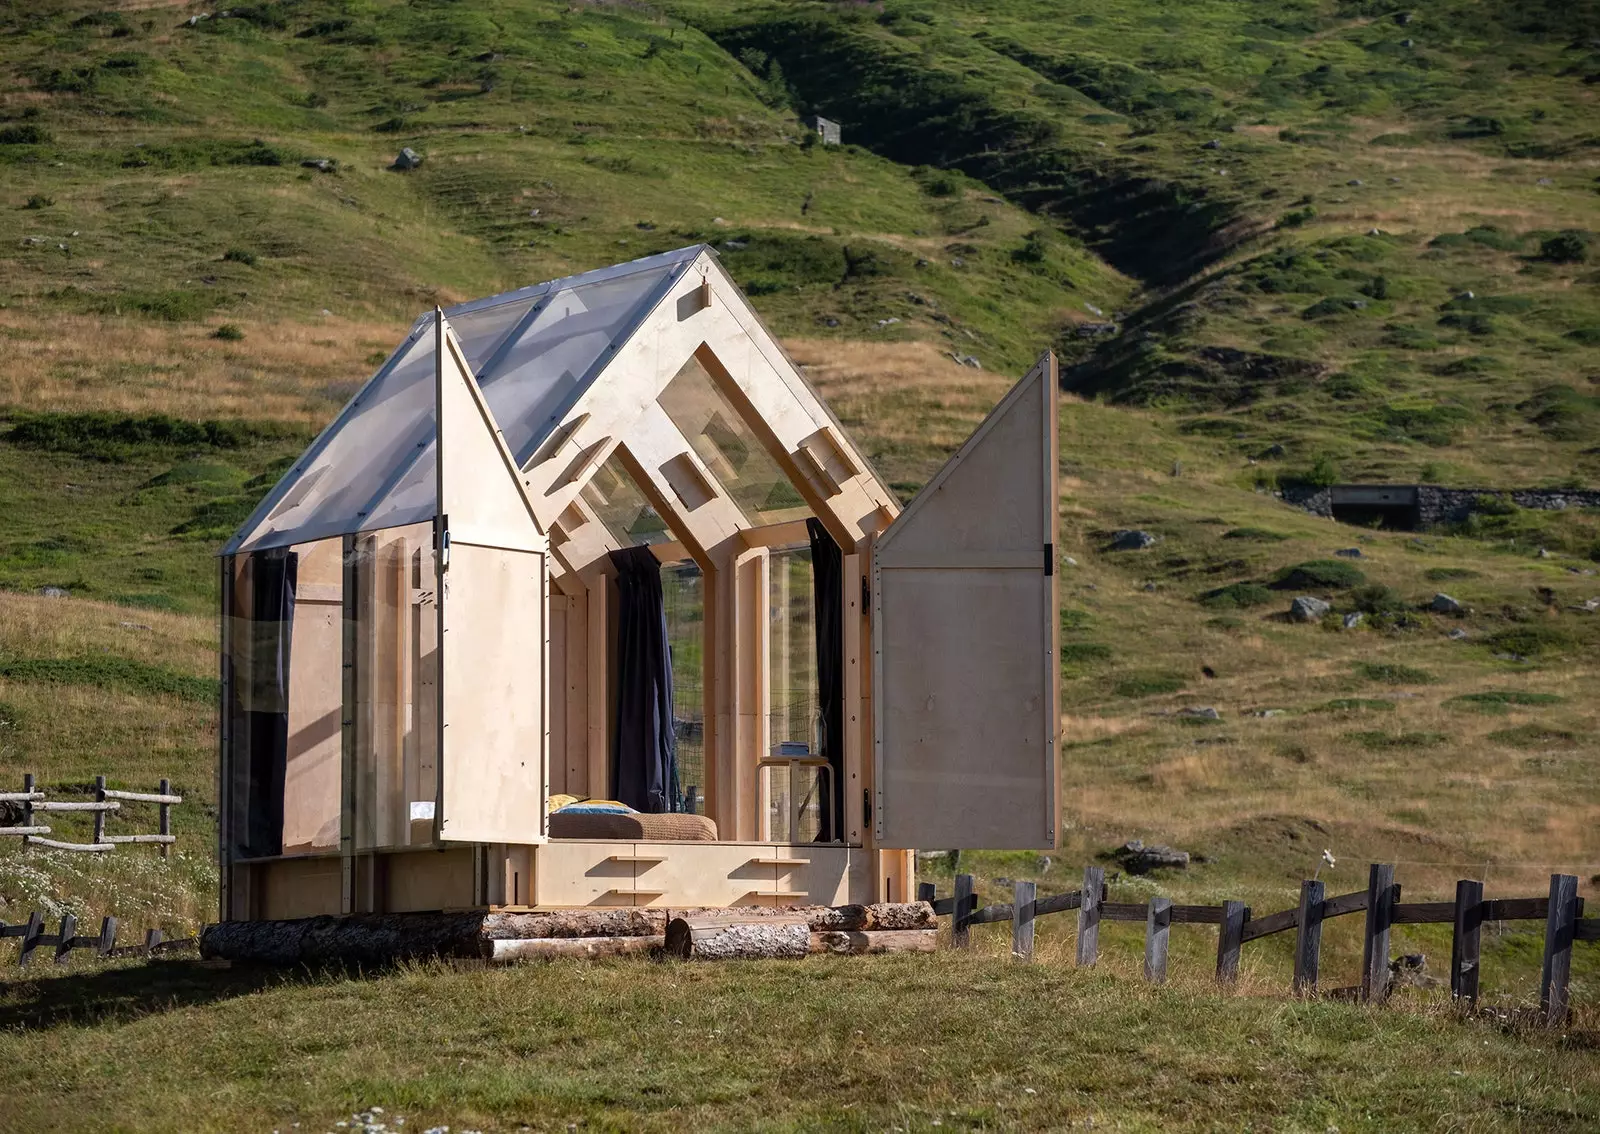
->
[[1, 952, 1598, 1133], [0, 1, 1598, 1128]]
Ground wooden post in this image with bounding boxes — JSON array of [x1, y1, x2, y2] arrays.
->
[[159, 777, 172, 858], [1361, 863, 1397, 1003], [22, 772, 33, 834], [19, 910, 43, 966], [1012, 880, 1036, 962], [93, 775, 107, 845], [1293, 879, 1324, 996], [952, 873, 974, 950], [54, 914, 76, 965], [98, 916, 118, 957], [1540, 873, 1579, 1027], [1216, 900, 1247, 986], [1450, 879, 1483, 1005], [1077, 865, 1103, 967], [143, 928, 163, 955], [916, 882, 935, 903], [1144, 897, 1171, 984]]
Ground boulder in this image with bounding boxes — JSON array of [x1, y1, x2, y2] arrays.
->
[[1334, 547, 1363, 559], [1176, 706, 1220, 720], [1430, 593, 1463, 614], [1109, 839, 1190, 875], [301, 158, 336, 173], [1290, 596, 1330, 622], [1447, 627, 1469, 640], [38, 586, 68, 598], [1109, 529, 1158, 551], [391, 147, 423, 171], [1343, 612, 1364, 630]]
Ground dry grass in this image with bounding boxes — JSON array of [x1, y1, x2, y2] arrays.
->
[[0, 310, 402, 424]]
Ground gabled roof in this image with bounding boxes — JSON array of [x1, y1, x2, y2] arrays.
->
[[224, 245, 704, 555]]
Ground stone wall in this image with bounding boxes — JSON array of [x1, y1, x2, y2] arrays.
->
[[1281, 484, 1600, 527]]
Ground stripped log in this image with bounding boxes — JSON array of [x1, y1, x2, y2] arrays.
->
[[491, 935, 664, 961], [24, 837, 113, 853], [664, 916, 810, 961], [811, 929, 938, 955], [101, 789, 183, 805]]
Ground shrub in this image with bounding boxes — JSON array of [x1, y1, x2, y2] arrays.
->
[[1314, 697, 1395, 712], [1538, 231, 1589, 264], [0, 656, 215, 704], [0, 124, 50, 145], [222, 248, 256, 265], [1271, 559, 1366, 590], [1198, 581, 1274, 609], [1298, 454, 1340, 487], [1488, 724, 1577, 749], [1347, 584, 1408, 615], [1470, 493, 1517, 516], [1346, 730, 1447, 750], [1112, 671, 1186, 698], [1485, 625, 1571, 657], [212, 323, 244, 341], [1059, 642, 1112, 664], [1277, 205, 1316, 228], [23, 194, 53, 209], [1221, 527, 1288, 542], [2, 411, 302, 459], [1356, 661, 1435, 684], [1446, 691, 1563, 714], [1425, 567, 1479, 581]]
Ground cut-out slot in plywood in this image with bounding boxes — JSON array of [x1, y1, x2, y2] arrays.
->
[[793, 445, 842, 498], [660, 451, 717, 511], [528, 412, 589, 468], [799, 426, 860, 484], [553, 437, 612, 494]]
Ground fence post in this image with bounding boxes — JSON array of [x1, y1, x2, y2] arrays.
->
[[1012, 880, 1036, 962], [1362, 863, 1397, 1003], [1450, 879, 1483, 1006], [1216, 900, 1248, 986], [916, 882, 935, 904], [143, 928, 163, 955], [97, 916, 118, 957], [1077, 865, 1103, 967], [1144, 896, 1171, 984], [159, 778, 172, 858], [19, 910, 43, 966], [1293, 879, 1324, 996], [1540, 873, 1579, 1027], [54, 914, 77, 965], [93, 775, 107, 845], [952, 873, 974, 950], [21, 772, 34, 836]]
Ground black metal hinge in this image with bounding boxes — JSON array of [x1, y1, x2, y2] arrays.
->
[[861, 575, 871, 612], [1044, 542, 1054, 576], [863, 789, 872, 826]]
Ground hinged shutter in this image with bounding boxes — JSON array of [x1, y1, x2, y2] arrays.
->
[[871, 353, 1059, 850], [433, 312, 551, 844]]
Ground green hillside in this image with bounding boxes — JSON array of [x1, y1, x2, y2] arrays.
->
[[0, 6, 1598, 1123]]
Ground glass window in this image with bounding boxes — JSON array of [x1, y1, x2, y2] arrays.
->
[[657, 356, 811, 527], [662, 559, 706, 815], [580, 453, 672, 546], [766, 546, 824, 842]]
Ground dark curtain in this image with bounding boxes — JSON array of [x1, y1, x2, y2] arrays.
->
[[807, 519, 844, 842], [609, 545, 680, 813], [242, 549, 296, 857]]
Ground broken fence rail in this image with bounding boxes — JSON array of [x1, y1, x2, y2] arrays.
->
[[1, 774, 179, 855], [0, 911, 196, 966], [920, 864, 1596, 1026]]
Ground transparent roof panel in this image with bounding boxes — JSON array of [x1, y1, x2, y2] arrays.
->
[[656, 355, 810, 528], [228, 246, 702, 554], [581, 453, 673, 546]]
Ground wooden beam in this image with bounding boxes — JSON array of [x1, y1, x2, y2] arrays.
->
[[1293, 880, 1324, 996], [1216, 900, 1248, 986], [1540, 873, 1579, 1027], [1144, 897, 1171, 985], [1012, 879, 1036, 962], [952, 873, 975, 949], [1361, 864, 1398, 1003], [1077, 865, 1103, 967]]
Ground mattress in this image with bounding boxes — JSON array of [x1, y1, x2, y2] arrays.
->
[[548, 810, 719, 842]]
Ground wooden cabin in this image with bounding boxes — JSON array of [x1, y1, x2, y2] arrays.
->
[[217, 245, 1060, 921]]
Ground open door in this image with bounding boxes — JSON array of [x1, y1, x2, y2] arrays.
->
[[434, 312, 551, 845], [872, 352, 1059, 850]]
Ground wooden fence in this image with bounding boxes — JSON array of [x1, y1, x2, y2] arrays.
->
[[0, 910, 196, 966], [0, 774, 180, 855], [920, 864, 1597, 1025]]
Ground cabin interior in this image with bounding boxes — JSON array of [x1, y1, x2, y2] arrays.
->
[[217, 246, 1059, 922]]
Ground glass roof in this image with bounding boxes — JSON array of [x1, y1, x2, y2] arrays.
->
[[226, 245, 705, 554], [580, 453, 673, 547]]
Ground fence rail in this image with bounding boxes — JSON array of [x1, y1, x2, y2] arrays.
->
[[2, 774, 179, 855], [0, 910, 196, 966], [920, 863, 1595, 1026]]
